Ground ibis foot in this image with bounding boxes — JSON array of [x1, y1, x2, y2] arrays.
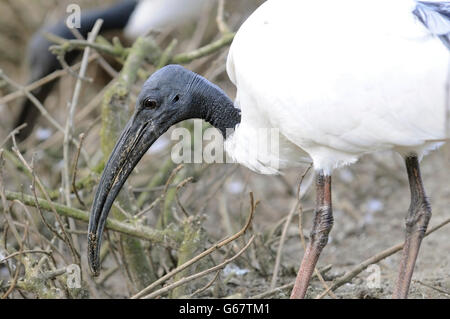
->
[[291, 172, 333, 299]]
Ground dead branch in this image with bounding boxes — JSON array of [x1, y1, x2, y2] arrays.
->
[[3, 191, 182, 246], [71, 133, 86, 208]]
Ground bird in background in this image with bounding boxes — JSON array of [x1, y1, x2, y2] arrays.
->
[[87, 0, 449, 298], [13, 0, 210, 141]]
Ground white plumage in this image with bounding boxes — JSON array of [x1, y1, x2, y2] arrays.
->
[[224, 0, 448, 175], [124, 0, 211, 40]]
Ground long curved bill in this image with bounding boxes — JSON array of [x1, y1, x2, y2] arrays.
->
[[88, 114, 160, 276]]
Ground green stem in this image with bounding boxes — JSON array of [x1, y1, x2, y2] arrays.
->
[[171, 33, 235, 64], [4, 191, 181, 245]]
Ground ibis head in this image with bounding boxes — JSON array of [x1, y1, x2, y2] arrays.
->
[[88, 65, 240, 275]]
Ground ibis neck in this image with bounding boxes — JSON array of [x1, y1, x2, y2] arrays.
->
[[190, 75, 241, 138]]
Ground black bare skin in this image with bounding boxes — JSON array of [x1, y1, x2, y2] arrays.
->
[[87, 65, 241, 275], [14, 0, 138, 141]]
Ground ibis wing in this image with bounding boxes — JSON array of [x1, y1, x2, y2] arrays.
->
[[414, 1, 450, 49]]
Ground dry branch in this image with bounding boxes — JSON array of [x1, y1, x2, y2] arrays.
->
[[0, 55, 99, 105], [251, 264, 333, 299], [3, 191, 181, 246], [63, 19, 103, 255], [171, 32, 235, 64]]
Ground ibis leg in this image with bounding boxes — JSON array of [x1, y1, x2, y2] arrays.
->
[[291, 171, 333, 299], [393, 155, 431, 299]]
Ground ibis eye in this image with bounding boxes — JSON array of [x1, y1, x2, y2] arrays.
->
[[143, 98, 158, 109]]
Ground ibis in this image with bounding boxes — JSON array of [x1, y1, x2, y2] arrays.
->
[[14, 0, 210, 140], [88, 0, 449, 299]]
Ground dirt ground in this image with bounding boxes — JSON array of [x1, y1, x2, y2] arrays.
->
[[0, 0, 448, 299]]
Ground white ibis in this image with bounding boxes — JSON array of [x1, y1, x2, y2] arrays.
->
[[88, 0, 449, 299], [14, 0, 211, 140]]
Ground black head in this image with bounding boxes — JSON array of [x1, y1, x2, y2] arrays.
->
[[87, 65, 240, 275], [134, 65, 203, 127]]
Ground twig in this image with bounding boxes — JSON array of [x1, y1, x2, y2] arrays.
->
[[0, 70, 88, 162], [56, 54, 92, 82], [71, 133, 86, 207], [0, 70, 64, 133], [0, 124, 27, 149], [31, 175, 67, 244], [47, 30, 234, 67], [189, 271, 221, 298], [216, 0, 230, 34], [270, 200, 300, 289], [131, 193, 258, 299], [163, 164, 184, 195], [96, 265, 119, 285], [10, 199, 44, 247], [171, 32, 235, 64], [11, 137, 80, 265], [0, 29, 233, 106], [413, 279, 450, 296], [159, 164, 186, 226], [61, 21, 102, 254], [9, 200, 68, 263], [0, 150, 24, 245], [0, 249, 51, 264], [175, 177, 194, 218], [0, 168, 26, 299], [47, 34, 128, 60], [198, 165, 239, 215], [156, 39, 178, 69], [1, 262, 20, 299], [0, 55, 98, 105], [31, 170, 81, 265], [219, 193, 233, 236], [251, 264, 333, 299], [63, 20, 103, 252], [40, 268, 68, 281], [135, 195, 163, 219]]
